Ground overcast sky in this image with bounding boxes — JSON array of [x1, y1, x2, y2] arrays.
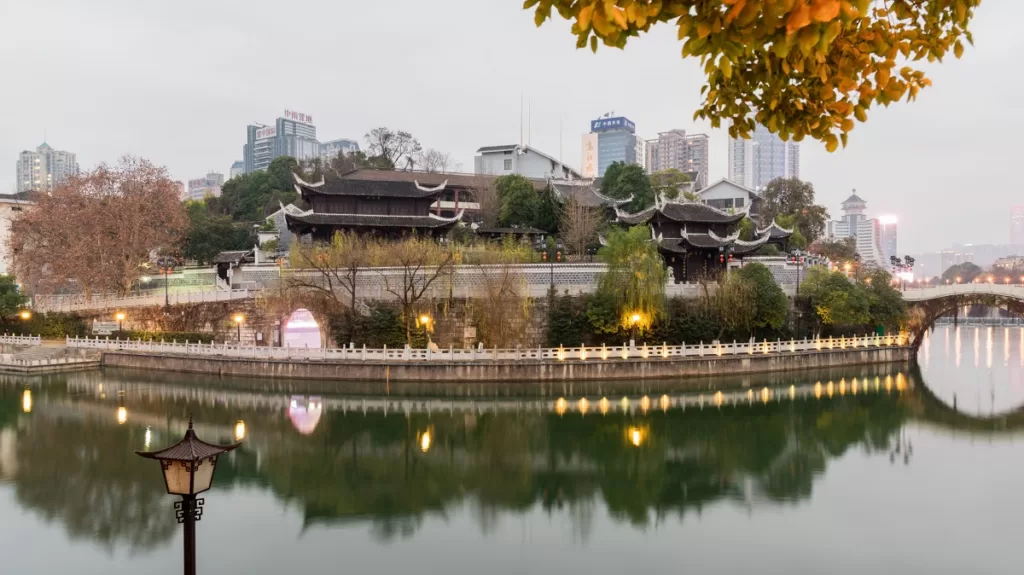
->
[[1, 0, 1020, 253]]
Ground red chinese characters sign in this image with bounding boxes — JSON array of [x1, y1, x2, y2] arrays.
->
[[284, 110, 313, 125]]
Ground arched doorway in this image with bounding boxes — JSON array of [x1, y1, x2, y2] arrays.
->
[[283, 308, 322, 349]]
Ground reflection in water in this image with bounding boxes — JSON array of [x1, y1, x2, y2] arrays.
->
[[955, 326, 962, 368], [0, 331, 1023, 572]]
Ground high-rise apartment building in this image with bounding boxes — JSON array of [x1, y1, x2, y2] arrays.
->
[[727, 124, 799, 190], [581, 115, 639, 177], [16, 143, 79, 192], [644, 129, 710, 189], [1011, 206, 1024, 245], [243, 110, 319, 174], [877, 215, 898, 263], [229, 161, 245, 180]]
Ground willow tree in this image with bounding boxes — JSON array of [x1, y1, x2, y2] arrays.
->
[[595, 226, 667, 331], [524, 0, 979, 150]]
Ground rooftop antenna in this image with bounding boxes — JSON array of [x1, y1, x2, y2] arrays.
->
[[528, 100, 532, 147], [520, 94, 524, 147]]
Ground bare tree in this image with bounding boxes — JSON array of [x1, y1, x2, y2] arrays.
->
[[419, 149, 461, 174], [469, 244, 533, 347], [370, 236, 455, 344], [471, 175, 501, 228], [558, 193, 603, 256], [10, 156, 187, 299], [364, 127, 422, 170], [286, 231, 376, 343]]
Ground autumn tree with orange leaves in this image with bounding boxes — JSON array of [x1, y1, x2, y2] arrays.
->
[[525, 0, 980, 150], [10, 157, 188, 299]]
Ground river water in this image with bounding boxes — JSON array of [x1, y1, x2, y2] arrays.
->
[[1, 325, 1022, 574]]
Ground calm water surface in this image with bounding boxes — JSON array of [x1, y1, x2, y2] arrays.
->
[[1, 325, 1022, 574]]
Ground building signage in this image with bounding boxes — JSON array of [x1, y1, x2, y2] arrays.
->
[[255, 126, 277, 140], [581, 133, 598, 179], [284, 109, 313, 124], [92, 321, 117, 335], [590, 117, 635, 134]]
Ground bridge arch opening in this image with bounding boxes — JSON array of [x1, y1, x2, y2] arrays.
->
[[283, 308, 322, 349]]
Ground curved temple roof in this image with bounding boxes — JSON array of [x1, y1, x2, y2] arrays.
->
[[616, 201, 747, 226]]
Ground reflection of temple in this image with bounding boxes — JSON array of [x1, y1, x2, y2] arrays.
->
[[616, 201, 793, 282]]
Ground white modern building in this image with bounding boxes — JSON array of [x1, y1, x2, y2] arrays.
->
[[243, 110, 319, 174], [186, 172, 225, 201], [727, 124, 799, 190], [320, 138, 360, 160], [826, 192, 886, 267], [229, 161, 245, 180], [581, 115, 640, 177], [16, 143, 79, 192], [695, 179, 761, 216], [474, 144, 581, 180], [645, 130, 710, 190]]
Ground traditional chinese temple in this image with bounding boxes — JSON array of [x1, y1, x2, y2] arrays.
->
[[284, 172, 463, 240], [615, 200, 793, 282]]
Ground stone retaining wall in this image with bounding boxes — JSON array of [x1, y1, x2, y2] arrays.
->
[[101, 346, 912, 383]]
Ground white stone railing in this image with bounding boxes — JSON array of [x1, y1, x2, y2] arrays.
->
[[0, 356, 96, 367], [0, 335, 41, 346], [68, 333, 908, 363], [33, 289, 254, 313]]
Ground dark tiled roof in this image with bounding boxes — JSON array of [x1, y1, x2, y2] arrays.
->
[[757, 220, 794, 240], [298, 179, 444, 199], [476, 145, 516, 153], [136, 426, 239, 462], [842, 193, 866, 204], [340, 169, 549, 191], [476, 226, 546, 235], [212, 250, 253, 264], [286, 213, 461, 229], [618, 202, 746, 226], [552, 182, 629, 207]]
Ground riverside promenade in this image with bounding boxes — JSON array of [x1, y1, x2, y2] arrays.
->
[[69, 334, 912, 383]]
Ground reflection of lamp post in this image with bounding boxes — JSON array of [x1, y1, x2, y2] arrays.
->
[[627, 426, 645, 447], [115, 311, 126, 332], [22, 389, 31, 413], [233, 314, 244, 342], [234, 421, 246, 441], [136, 418, 240, 575]]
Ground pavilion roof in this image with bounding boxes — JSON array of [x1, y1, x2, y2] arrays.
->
[[617, 201, 746, 226], [550, 180, 630, 207], [756, 219, 795, 239], [135, 419, 239, 462]]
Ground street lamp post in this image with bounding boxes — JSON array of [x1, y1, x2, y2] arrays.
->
[[233, 314, 244, 342], [157, 257, 176, 308], [629, 313, 641, 347], [135, 417, 240, 575], [116, 312, 126, 332], [419, 314, 432, 347]]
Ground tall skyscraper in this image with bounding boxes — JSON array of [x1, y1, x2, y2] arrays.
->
[[645, 129, 710, 189], [877, 215, 898, 263], [581, 115, 639, 177], [727, 124, 799, 190], [16, 143, 79, 192], [826, 192, 886, 267], [243, 110, 319, 174], [1011, 206, 1024, 245]]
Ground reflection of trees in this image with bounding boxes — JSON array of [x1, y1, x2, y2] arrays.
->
[[235, 392, 910, 540], [12, 414, 176, 552]]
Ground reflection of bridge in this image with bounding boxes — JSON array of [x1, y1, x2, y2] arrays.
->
[[903, 284, 1024, 348]]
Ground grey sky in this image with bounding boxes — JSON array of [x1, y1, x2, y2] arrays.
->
[[1, 0, 1020, 253]]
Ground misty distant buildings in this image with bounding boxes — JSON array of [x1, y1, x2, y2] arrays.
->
[[474, 144, 580, 179], [320, 138, 360, 161], [644, 130, 710, 189], [186, 172, 225, 201], [16, 143, 79, 192], [229, 161, 245, 180], [826, 192, 886, 267], [1012, 206, 1024, 245], [878, 215, 898, 263], [581, 115, 640, 178], [727, 125, 799, 190]]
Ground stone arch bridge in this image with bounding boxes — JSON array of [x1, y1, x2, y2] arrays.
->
[[903, 284, 1024, 349]]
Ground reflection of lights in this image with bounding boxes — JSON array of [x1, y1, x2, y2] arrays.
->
[[234, 420, 246, 441], [814, 382, 822, 399], [117, 406, 128, 425], [760, 387, 770, 403], [885, 375, 893, 392], [974, 327, 979, 368], [620, 397, 629, 411], [22, 389, 31, 413], [1004, 328, 1010, 367], [288, 396, 323, 435], [578, 397, 589, 415], [789, 385, 796, 399], [896, 373, 907, 392], [986, 326, 993, 369], [599, 397, 610, 415], [839, 379, 846, 396], [714, 391, 724, 407], [659, 394, 670, 412], [747, 389, 754, 402], [640, 395, 651, 413], [144, 427, 152, 449], [852, 378, 859, 395], [419, 429, 432, 452], [826, 381, 834, 398], [627, 426, 645, 447], [955, 326, 962, 368], [875, 376, 881, 391], [555, 397, 567, 416]]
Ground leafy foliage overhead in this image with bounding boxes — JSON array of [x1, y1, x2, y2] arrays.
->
[[524, 0, 979, 150]]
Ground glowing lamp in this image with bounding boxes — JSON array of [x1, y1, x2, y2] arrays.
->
[[135, 417, 240, 497]]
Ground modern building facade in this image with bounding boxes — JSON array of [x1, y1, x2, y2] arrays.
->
[[1012, 206, 1024, 245], [826, 192, 885, 267], [581, 116, 639, 177], [877, 215, 898, 263], [474, 144, 581, 180], [229, 161, 245, 180], [727, 124, 800, 190], [243, 110, 319, 174], [644, 130, 710, 190], [320, 138, 360, 160], [16, 143, 79, 192], [186, 172, 225, 201]]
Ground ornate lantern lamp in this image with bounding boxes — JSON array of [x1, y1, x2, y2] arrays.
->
[[136, 418, 240, 575]]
